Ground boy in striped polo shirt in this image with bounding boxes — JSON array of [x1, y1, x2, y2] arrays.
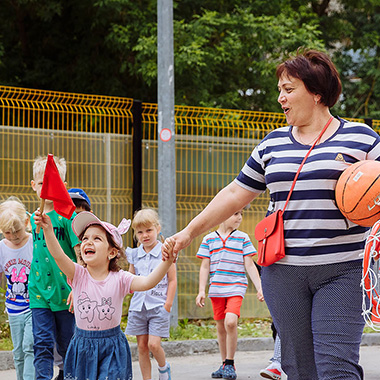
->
[[196, 208, 264, 380]]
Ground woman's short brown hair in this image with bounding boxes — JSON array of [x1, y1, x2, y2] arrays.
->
[[276, 48, 342, 107]]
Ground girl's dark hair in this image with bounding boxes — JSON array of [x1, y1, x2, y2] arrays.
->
[[78, 226, 126, 272], [72, 199, 91, 212], [276, 48, 342, 107]]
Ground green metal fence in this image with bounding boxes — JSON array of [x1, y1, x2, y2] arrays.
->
[[0, 85, 376, 319]]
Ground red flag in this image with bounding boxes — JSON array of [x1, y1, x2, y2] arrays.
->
[[40, 154, 76, 219]]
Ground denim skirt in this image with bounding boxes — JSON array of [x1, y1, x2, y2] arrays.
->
[[64, 325, 132, 380]]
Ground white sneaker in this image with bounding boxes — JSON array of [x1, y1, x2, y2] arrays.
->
[[259, 362, 282, 380], [158, 362, 171, 380]]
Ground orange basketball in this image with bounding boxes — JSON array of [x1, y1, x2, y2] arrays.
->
[[335, 160, 380, 227]]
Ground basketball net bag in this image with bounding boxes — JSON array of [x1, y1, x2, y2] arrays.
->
[[362, 220, 380, 330]]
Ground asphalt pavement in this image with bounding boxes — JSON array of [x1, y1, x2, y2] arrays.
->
[[1, 345, 380, 379]]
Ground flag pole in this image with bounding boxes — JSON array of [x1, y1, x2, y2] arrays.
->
[[36, 199, 45, 234]]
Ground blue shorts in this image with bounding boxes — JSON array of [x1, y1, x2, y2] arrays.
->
[[64, 325, 132, 380], [125, 304, 170, 338]]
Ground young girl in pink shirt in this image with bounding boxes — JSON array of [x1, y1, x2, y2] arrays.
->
[[34, 210, 175, 380]]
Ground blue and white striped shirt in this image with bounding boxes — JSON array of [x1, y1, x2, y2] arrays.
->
[[235, 118, 380, 266]]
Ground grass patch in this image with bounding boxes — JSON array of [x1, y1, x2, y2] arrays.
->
[[123, 317, 273, 344], [364, 325, 379, 334], [0, 321, 13, 350], [170, 319, 221, 341]]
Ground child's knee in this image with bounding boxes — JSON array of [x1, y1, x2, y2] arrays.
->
[[148, 340, 162, 353], [23, 339, 34, 353], [138, 342, 150, 355], [224, 315, 238, 330]]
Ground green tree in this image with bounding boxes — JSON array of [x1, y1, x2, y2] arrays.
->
[[107, 1, 325, 110], [0, 0, 154, 96], [0, 0, 379, 117], [324, 0, 380, 119]]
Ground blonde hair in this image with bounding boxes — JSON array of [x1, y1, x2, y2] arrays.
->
[[33, 155, 67, 181], [0, 197, 28, 233], [132, 208, 163, 242]]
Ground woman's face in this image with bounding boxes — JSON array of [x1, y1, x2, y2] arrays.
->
[[277, 73, 317, 127]]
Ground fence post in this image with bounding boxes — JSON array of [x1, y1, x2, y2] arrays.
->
[[157, 0, 178, 328], [365, 118, 373, 128], [132, 100, 142, 247], [106, 135, 112, 222]]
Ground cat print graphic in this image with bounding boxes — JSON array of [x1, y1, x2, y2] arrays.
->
[[77, 292, 115, 323], [97, 297, 115, 320]]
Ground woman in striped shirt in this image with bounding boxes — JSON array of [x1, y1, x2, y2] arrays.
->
[[163, 49, 380, 380]]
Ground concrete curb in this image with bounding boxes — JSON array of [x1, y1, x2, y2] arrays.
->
[[360, 333, 380, 346], [1, 334, 380, 371], [160, 337, 275, 359], [0, 351, 14, 371]]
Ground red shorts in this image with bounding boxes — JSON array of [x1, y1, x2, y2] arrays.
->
[[210, 296, 243, 320]]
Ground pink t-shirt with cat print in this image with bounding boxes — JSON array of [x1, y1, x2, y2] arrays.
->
[[69, 263, 134, 330]]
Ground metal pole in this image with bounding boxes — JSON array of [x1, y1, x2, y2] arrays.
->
[[157, 0, 178, 328], [364, 118, 373, 128], [132, 101, 143, 212], [105, 134, 112, 222], [132, 100, 143, 248]]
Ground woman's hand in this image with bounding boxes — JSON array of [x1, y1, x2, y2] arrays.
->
[[161, 237, 176, 262], [162, 229, 193, 262]]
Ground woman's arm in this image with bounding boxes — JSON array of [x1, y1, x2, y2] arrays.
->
[[34, 210, 75, 281], [244, 256, 264, 302], [164, 263, 177, 312], [162, 182, 259, 259]]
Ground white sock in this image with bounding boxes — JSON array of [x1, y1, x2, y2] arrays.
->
[[158, 362, 168, 371], [158, 362, 170, 380]]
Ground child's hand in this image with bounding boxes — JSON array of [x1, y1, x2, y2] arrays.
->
[[67, 291, 74, 313], [163, 303, 172, 313], [162, 237, 176, 262], [34, 209, 53, 233], [256, 290, 265, 302], [196, 291, 206, 308]]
